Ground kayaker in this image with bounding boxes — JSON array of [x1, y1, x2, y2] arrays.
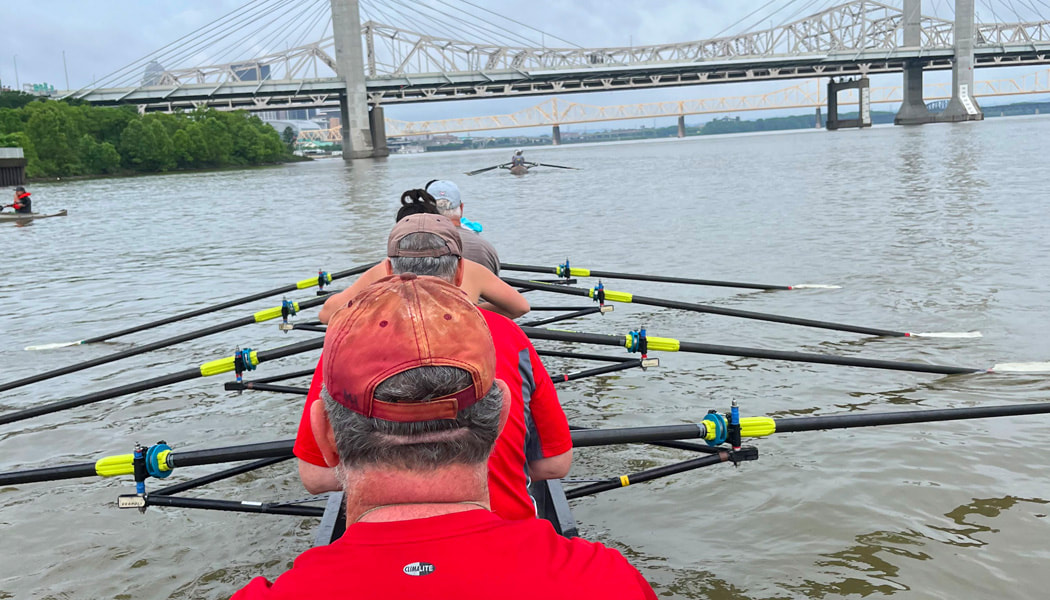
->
[[425, 179, 501, 275], [5, 187, 32, 214], [231, 274, 656, 599], [317, 213, 527, 323], [511, 149, 526, 168], [298, 215, 571, 521]]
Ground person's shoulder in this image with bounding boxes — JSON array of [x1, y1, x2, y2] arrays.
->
[[498, 520, 653, 595], [479, 308, 527, 340]]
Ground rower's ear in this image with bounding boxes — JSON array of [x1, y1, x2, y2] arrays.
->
[[495, 379, 511, 435], [311, 398, 341, 467]]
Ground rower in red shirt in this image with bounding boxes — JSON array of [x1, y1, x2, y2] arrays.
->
[[234, 274, 654, 599], [296, 213, 572, 520], [5, 187, 32, 214]]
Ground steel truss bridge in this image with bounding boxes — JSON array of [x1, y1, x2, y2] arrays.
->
[[289, 67, 1050, 141], [66, 0, 1050, 112]]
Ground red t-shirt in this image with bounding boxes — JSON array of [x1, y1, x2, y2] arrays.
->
[[293, 310, 572, 520], [231, 509, 657, 599]]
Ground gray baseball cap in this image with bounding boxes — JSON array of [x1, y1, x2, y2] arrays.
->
[[426, 180, 462, 210]]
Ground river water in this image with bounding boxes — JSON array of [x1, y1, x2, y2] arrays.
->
[[2, 116, 1050, 599]]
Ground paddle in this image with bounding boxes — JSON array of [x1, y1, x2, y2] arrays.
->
[[9, 399, 1050, 487], [25, 264, 375, 350], [569, 401, 1050, 447], [502, 262, 827, 291], [506, 277, 979, 339], [534, 162, 579, 170], [464, 164, 506, 176], [519, 326, 1030, 375], [0, 296, 328, 393], [0, 338, 323, 426]]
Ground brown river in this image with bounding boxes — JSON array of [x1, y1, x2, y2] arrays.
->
[[2, 116, 1050, 599]]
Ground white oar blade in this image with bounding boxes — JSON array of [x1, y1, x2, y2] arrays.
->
[[909, 331, 983, 339], [24, 340, 84, 351], [789, 284, 841, 290], [990, 362, 1050, 373]]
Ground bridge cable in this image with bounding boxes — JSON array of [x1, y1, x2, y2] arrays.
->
[[432, 0, 576, 47], [286, 1, 332, 50], [384, 0, 524, 48], [451, 0, 582, 47], [69, 0, 271, 92]]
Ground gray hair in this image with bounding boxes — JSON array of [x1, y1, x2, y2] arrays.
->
[[321, 366, 502, 471], [389, 232, 459, 281], [436, 204, 460, 220]]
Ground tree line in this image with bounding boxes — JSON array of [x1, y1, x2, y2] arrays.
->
[[0, 91, 294, 179]]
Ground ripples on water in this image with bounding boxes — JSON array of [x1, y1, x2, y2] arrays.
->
[[3, 117, 1050, 599]]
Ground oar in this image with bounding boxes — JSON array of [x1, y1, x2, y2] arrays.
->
[[505, 277, 978, 339], [0, 296, 328, 393], [533, 162, 579, 170], [0, 338, 323, 426], [464, 164, 506, 176], [569, 401, 1050, 447], [25, 264, 375, 350], [519, 326, 1039, 375], [502, 262, 822, 291]]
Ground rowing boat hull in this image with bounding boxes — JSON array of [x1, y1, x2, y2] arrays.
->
[[509, 165, 529, 176], [0, 209, 68, 222]]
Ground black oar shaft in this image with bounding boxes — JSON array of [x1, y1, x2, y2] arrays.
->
[[79, 264, 371, 344], [774, 402, 1050, 433], [521, 327, 982, 376], [152, 456, 291, 496], [502, 264, 789, 291], [565, 453, 729, 499], [144, 495, 324, 517], [505, 278, 906, 337], [520, 307, 602, 328], [0, 340, 323, 426], [553, 360, 643, 384], [571, 424, 707, 447], [0, 297, 327, 393], [536, 350, 637, 363]]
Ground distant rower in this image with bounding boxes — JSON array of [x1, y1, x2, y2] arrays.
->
[[5, 187, 32, 214], [511, 149, 526, 168]]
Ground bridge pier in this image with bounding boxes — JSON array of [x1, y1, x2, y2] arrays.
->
[[825, 77, 871, 131], [895, 0, 934, 125], [677, 115, 685, 138], [939, 0, 983, 122], [552, 125, 561, 145], [331, 0, 386, 160]]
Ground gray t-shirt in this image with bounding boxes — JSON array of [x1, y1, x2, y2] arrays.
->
[[459, 227, 500, 275]]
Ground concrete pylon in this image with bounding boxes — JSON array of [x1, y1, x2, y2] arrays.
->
[[330, 0, 386, 159], [677, 115, 685, 137], [552, 125, 561, 145], [894, 0, 934, 125], [939, 0, 983, 121]]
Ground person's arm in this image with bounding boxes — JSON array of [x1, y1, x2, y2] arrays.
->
[[318, 262, 385, 324], [298, 459, 341, 494], [473, 263, 529, 319], [529, 448, 572, 480]]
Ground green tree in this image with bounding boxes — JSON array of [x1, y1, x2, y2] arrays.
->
[[24, 101, 83, 175], [281, 126, 296, 153], [79, 134, 121, 174], [120, 119, 174, 172]]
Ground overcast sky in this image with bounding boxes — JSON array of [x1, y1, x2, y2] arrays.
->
[[2, 0, 1047, 127]]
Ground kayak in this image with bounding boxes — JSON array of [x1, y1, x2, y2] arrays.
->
[[0, 209, 68, 222]]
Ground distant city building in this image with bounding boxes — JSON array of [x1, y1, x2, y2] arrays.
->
[[21, 83, 55, 96], [142, 61, 165, 86], [262, 119, 325, 137]]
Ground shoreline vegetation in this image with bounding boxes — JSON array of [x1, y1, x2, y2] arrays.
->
[[0, 91, 296, 181]]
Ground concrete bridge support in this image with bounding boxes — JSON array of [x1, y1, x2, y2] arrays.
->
[[552, 125, 562, 145], [895, 0, 934, 125], [677, 115, 686, 138], [331, 0, 387, 159], [825, 77, 871, 131], [940, 0, 983, 121]]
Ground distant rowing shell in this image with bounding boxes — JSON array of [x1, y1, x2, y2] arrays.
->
[[509, 165, 529, 176], [0, 209, 68, 222]]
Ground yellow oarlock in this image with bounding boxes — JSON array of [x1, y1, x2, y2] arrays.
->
[[252, 302, 299, 323], [569, 267, 591, 277], [199, 350, 259, 377], [95, 454, 134, 478], [153, 449, 172, 473]]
